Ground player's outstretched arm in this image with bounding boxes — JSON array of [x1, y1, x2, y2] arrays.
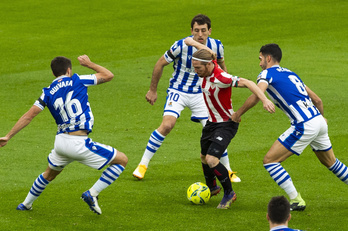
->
[[184, 37, 217, 59], [237, 79, 275, 114], [78, 55, 114, 85], [146, 55, 170, 105], [0, 105, 42, 148]]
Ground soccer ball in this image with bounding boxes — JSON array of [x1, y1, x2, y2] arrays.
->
[[187, 182, 211, 205]]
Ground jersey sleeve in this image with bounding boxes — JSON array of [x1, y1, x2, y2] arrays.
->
[[75, 73, 97, 86], [164, 39, 183, 63], [256, 70, 270, 85], [34, 91, 46, 110], [216, 40, 224, 61]]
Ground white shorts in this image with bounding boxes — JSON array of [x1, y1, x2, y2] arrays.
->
[[48, 134, 117, 171], [278, 115, 332, 155], [163, 88, 208, 122]]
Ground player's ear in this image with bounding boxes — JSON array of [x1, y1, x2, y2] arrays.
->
[[208, 27, 212, 35], [266, 213, 270, 221], [288, 213, 291, 222]]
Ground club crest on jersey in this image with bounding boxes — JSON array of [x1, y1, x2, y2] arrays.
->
[[168, 102, 173, 107]]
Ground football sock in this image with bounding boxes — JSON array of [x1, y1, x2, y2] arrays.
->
[[202, 163, 217, 189], [211, 162, 232, 194], [264, 163, 297, 199], [140, 129, 165, 167], [90, 164, 125, 196], [329, 158, 348, 184], [220, 150, 232, 172], [23, 173, 50, 206]]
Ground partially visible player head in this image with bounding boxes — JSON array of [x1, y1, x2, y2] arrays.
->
[[191, 14, 212, 45], [259, 43, 282, 70], [192, 49, 216, 77], [267, 196, 291, 226], [51, 56, 72, 77]]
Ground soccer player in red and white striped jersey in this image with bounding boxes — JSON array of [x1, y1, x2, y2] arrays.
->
[[185, 37, 275, 209]]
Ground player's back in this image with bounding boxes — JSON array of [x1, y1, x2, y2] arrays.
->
[[36, 73, 96, 134], [258, 66, 320, 124]]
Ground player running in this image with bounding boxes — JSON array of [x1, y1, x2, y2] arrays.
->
[[232, 43, 348, 211], [0, 55, 128, 215]]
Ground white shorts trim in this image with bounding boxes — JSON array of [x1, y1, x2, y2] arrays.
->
[[48, 134, 117, 170], [163, 89, 208, 122]]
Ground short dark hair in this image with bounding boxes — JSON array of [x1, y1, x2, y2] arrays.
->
[[191, 14, 211, 30], [51, 56, 72, 77], [268, 196, 290, 224], [260, 43, 282, 63]]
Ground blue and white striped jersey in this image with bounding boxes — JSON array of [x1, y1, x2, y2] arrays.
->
[[164, 36, 224, 94], [34, 73, 97, 134], [270, 225, 302, 231], [257, 65, 320, 125]]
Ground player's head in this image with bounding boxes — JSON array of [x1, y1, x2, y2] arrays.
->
[[51, 56, 72, 77], [191, 14, 212, 45], [259, 43, 282, 70], [267, 196, 291, 226], [192, 49, 216, 77]]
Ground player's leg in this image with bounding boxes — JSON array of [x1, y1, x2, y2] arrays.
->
[[17, 166, 62, 211], [311, 116, 348, 184], [263, 140, 305, 211], [133, 115, 177, 179], [205, 146, 236, 209], [194, 97, 240, 183], [134, 89, 185, 179], [203, 120, 238, 209], [315, 149, 348, 184], [80, 138, 127, 215]]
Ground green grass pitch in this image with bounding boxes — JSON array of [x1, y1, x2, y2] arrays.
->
[[0, 0, 347, 230]]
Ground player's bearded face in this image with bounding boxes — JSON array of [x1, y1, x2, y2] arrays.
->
[[193, 61, 210, 77], [191, 22, 211, 45]]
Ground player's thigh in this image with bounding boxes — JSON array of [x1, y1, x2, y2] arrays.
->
[[310, 116, 332, 152], [278, 122, 316, 156], [188, 93, 208, 122], [79, 138, 117, 170], [163, 89, 186, 118]]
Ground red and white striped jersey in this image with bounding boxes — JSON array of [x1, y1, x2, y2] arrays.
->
[[202, 61, 239, 122]]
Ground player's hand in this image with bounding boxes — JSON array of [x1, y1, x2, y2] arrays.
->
[[231, 113, 241, 123], [0, 136, 9, 147], [184, 37, 195, 46], [263, 99, 275, 113], [78, 55, 93, 67], [146, 90, 157, 105]]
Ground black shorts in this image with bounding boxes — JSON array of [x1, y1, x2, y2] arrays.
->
[[200, 120, 239, 158]]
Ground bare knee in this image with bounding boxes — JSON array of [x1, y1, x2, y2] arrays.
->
[[110, 151, 128, 167], [43, 167, 62, 181], [205, 155, 219, 168]]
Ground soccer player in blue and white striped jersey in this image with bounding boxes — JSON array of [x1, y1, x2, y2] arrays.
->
[[133, 14, 240, 183], [232, 44, 348, 211], [0, 55, 128, 215]]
